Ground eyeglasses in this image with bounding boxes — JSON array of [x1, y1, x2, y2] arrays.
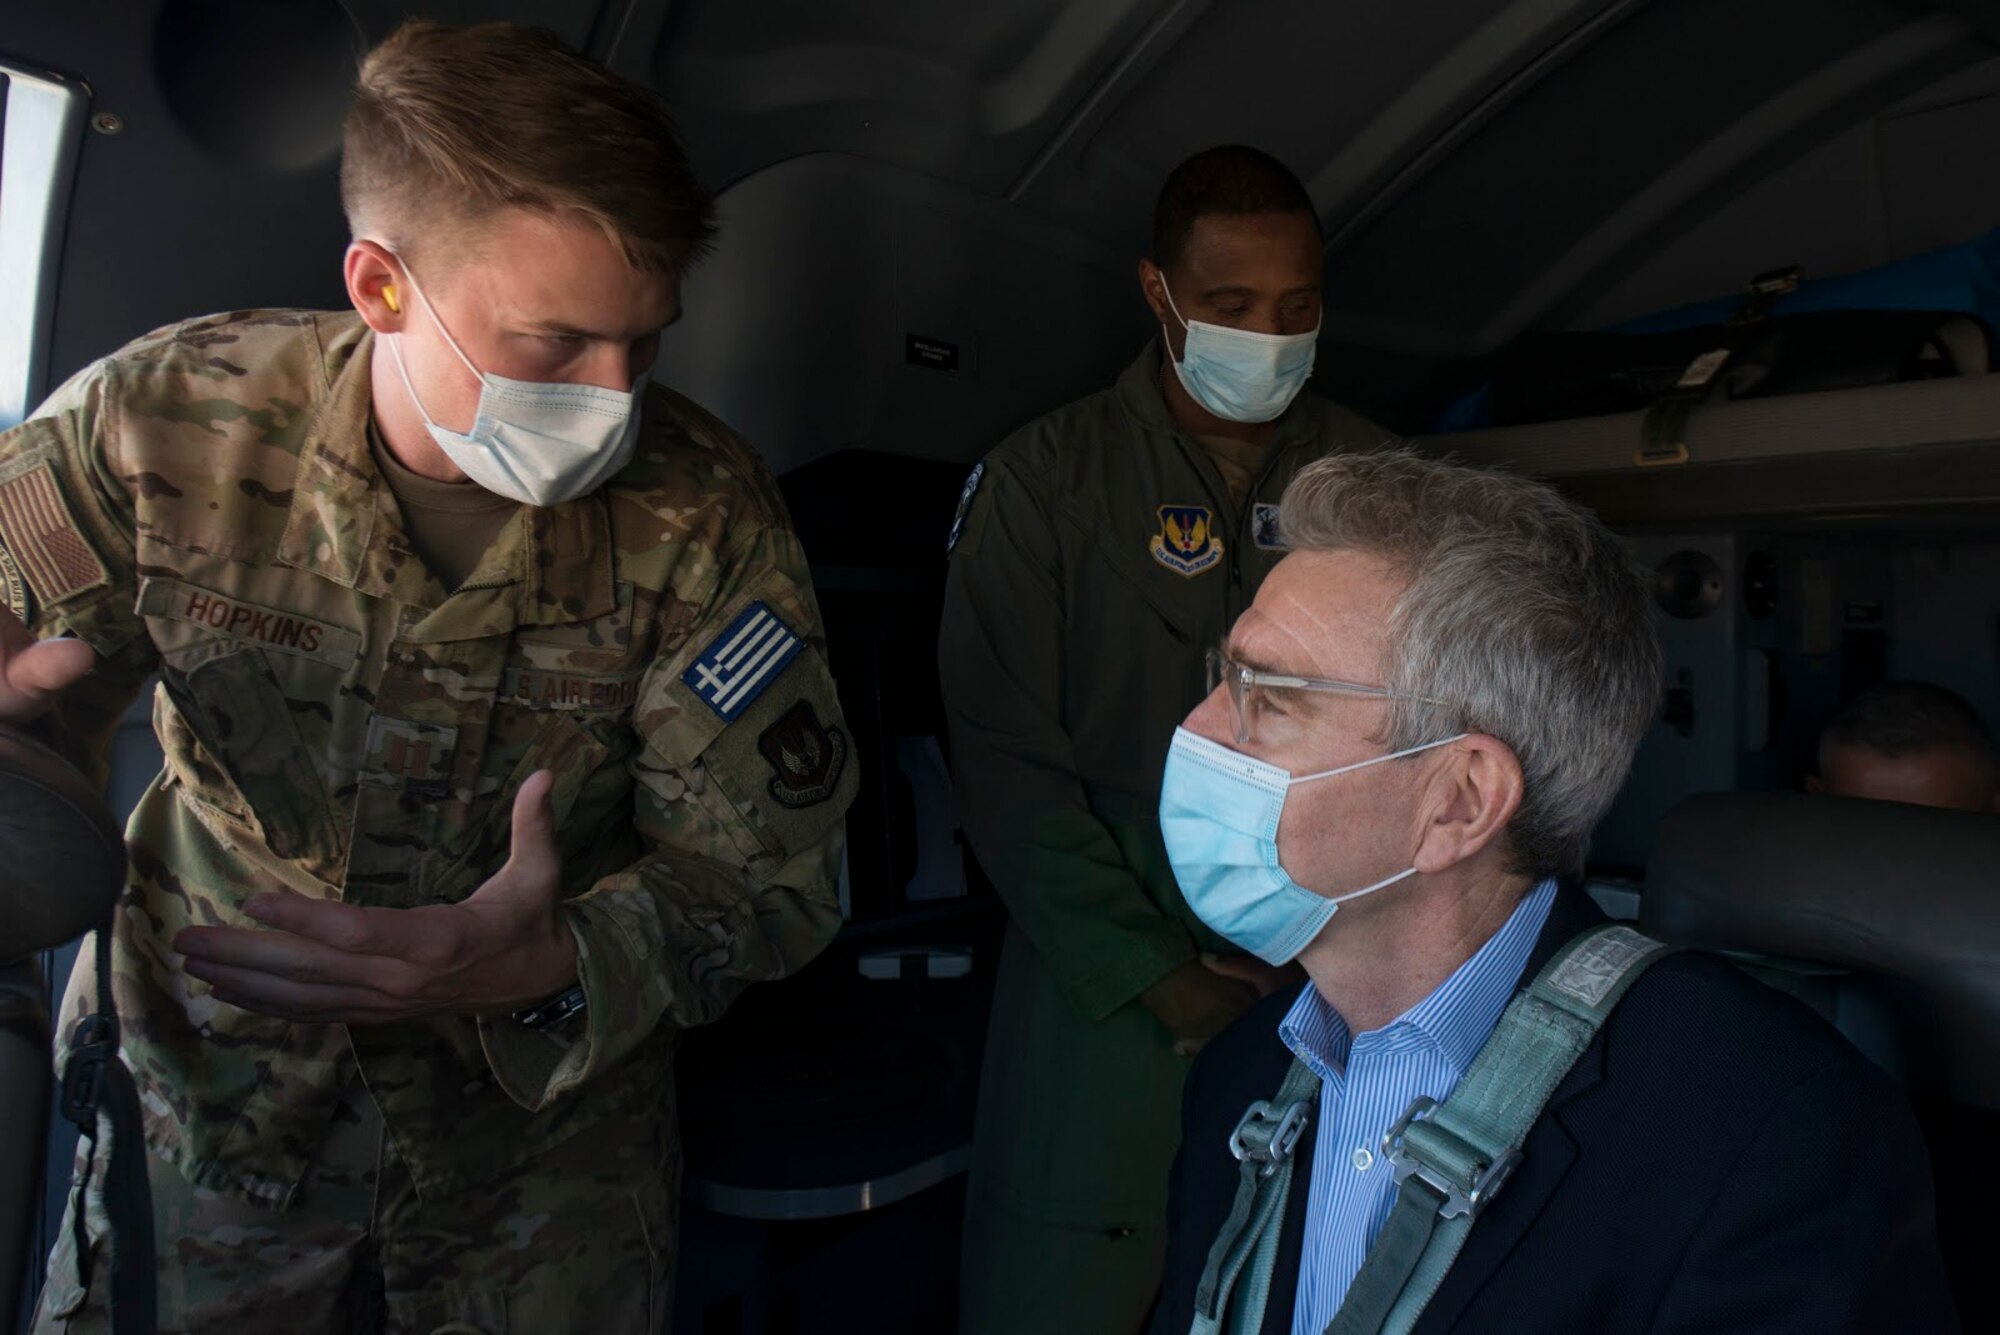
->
[[1204, 647, 1446, 746]]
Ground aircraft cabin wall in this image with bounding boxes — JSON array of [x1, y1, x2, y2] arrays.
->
[[653, 151, 1151, 477]]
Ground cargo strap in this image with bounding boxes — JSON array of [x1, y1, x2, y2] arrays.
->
[[1639, 265, 1801, 465], [1189, 924, 1674, 1335]]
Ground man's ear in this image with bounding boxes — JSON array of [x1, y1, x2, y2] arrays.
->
[[345, 241, 407, 335], [1412, 735, 1525, 876], [1138, 258, 1185, 362], [1804, 774, 1826, 796]]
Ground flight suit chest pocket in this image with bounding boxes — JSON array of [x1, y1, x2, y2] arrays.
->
[[157, 643, 344, 865], [1054, 494, 1207, 648]]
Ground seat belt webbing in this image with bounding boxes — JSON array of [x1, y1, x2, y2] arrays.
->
[[1332, 924, 1674, 1335], [1190, 1059, 1319, 1335]]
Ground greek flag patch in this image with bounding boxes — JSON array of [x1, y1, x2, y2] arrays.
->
[[682, 601, 805, 722]]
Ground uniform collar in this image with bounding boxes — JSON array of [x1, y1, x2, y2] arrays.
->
[[277, 315, 616, 635], [1114, 339, 1330, 454]]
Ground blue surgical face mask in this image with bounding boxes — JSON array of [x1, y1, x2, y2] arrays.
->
[[1160, 280, 1319, 424], [1159, 726, 1467, 965]]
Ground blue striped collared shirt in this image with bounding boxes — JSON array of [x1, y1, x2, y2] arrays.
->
[[1283, 879, 1556, 1334]]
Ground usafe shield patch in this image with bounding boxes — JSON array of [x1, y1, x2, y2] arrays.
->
[[1150, 504, 1224, 577], [0, 462, 109, 608], [757, 700, 848, 808]]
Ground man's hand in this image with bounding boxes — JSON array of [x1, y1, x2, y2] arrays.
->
[[0, 606, 95, 724], [175, 770, 579, 1024], [1199, 951, 1305, 1001], [1141, 958, 1258, 1059]]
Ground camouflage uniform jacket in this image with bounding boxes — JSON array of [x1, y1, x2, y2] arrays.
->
[[0, 310, 855, 1208]]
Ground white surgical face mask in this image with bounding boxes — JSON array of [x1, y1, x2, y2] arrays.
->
[[1158, 726, 1467, 964], [1160, 280, 1319, 424], [384, 260, 646, 507]]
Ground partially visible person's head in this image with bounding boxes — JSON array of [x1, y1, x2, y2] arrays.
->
[[1808, 681, 2000, 814], [1174, 450, 1660, 953], [1137, 147, 1323, 421], [340, 21, 716, 469]]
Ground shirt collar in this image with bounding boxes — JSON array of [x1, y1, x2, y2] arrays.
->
[[1279, 879, 1558, 1081]]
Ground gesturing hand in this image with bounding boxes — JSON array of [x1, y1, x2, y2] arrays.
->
[[175, 770, 579, 1024], [0, 605, 94, 724]]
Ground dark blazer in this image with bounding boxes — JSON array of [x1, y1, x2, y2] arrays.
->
[[1152, 889, 1958, 1334]]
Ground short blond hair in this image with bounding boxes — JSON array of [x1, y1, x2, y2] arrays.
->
[[341, 21, 716, 275]]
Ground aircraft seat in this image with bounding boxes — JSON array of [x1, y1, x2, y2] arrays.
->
[[1642, 790, 2000, 1323]]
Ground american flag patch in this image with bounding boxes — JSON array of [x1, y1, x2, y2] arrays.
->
[[681, 601, 805, 722], [0, 464, 108, 605]]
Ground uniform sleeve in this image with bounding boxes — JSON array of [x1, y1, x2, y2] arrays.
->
[[481, 483, 853, 1109], [939, 447, 1196, 1023], [0, 361, 158, 788]]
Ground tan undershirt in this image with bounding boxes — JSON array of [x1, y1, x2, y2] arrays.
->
[[370, 430, 517, 591], [1193, 433, 1276, 511]]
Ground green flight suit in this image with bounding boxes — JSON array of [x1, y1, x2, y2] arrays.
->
[[941, 344, 1385, 1334]]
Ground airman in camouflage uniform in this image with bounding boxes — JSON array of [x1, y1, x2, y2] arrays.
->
[[6, 303, 853, 1331]]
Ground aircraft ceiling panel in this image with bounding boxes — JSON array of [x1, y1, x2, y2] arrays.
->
[[651, 0, 1169, 198], [1007, 0, 1517, 253], [1321, 0, 1973, 353]]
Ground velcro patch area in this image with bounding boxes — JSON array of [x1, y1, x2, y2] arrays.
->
[[680, 600, 804, 722], [0, 463, 109, 607]]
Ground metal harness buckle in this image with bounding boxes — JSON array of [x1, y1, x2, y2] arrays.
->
[[1229, 1097, 1312, 1179], [1379, 1095, 1521, 1221]]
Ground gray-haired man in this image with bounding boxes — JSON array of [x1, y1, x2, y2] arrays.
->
[[1150, 451, 1954, 1333]]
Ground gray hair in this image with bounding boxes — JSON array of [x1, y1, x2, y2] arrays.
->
[[1278, 449, 1661, 877], [1819, 681, 1997, 780]]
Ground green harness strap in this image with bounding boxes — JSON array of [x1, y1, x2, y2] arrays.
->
[[1189, 924, 1675, 1335]]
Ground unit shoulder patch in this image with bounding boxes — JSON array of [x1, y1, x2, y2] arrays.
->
[[1252, 503, 1285, 552], [757, 699, 848, 809], [0, 544, 29, 623], [1150, 504, 1224, 577], [946, 460, 985, 555], [0, 462, 109, 609], [682, 600, 805, 722]]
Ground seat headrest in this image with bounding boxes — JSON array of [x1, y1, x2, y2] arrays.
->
[[1643, 791, 2000, 1108]]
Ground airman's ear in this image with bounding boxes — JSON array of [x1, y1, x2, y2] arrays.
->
[[1804, 774, 1826, 796], [345, 241, 407, 335]]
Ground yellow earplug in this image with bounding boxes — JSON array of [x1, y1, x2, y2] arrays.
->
[[382, 284, 401, 314]]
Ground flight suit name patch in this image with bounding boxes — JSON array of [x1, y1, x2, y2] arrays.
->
[[1150, 505, 1224, 577], [139, 579, 360, 667], [757, 700, 847, 809], [501, 666, 643, 713]]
